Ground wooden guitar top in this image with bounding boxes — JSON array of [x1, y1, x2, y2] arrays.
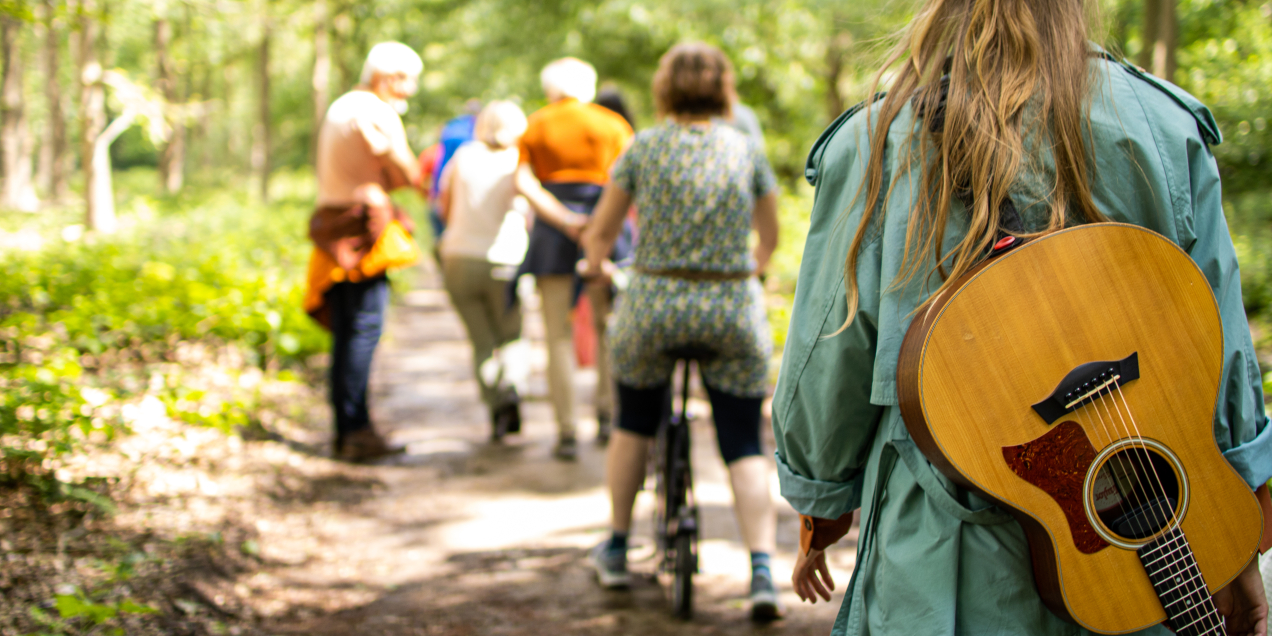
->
[[897, 223, 1261, 633]]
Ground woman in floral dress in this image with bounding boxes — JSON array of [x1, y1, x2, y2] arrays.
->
[[578, 42, 782, 621]]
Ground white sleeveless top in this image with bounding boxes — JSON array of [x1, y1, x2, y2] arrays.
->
[[438, 142, 529, 265]]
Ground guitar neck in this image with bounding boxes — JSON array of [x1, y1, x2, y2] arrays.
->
[[1137, 527, 1225, 635]]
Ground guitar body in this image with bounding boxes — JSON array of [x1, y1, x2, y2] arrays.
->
[[897, 223, 1262, 634]]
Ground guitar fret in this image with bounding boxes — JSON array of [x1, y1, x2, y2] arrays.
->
[[1175, 603, 1222, 636], [1167, 591, 1220, 636], [1142, 534, 1188, 568], [1138, 529, 1223, 636], [1153, 562, 1206, 601]]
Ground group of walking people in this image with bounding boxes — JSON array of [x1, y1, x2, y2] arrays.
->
[[306, 40, 786, 619], [303, 0, 1272, 632]]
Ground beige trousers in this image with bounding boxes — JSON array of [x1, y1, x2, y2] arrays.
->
[[536, 274, 613, 438], [442, 257, 525, 412]]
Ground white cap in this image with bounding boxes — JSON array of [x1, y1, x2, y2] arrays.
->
[[540, 57, 597, 103], [360, 42, 424, 89]]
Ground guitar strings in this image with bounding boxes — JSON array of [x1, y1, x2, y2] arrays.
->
[[1143, 532, 1210, 610], [1085, 389, 1222, 635], [1110, 382, 1181, 534], [1099, 383, 1170, 541], [1079, 390, 1145, 537], [1088, 385, 1157, 541], [1108, 381, 1223, 635]]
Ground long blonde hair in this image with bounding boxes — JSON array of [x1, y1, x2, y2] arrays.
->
[[842, 0, 1106, 321]]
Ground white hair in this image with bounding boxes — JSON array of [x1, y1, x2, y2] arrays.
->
[[475, 101, 528, 149], [540, 57, 597, 103], [360, 42, 423, 87]]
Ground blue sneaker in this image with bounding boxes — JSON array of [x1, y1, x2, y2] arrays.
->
[[749, 569, 784, 621], [589, 540, 631, 589]]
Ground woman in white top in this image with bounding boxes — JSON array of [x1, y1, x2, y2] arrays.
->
[[439, 100, 531, 440]]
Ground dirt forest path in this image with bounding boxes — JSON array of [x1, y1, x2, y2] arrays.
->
[[259, 265, 859, 636]]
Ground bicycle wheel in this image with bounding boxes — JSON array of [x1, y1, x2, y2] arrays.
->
[[652, 401, 674, 561], [671, 531, 695, 619]]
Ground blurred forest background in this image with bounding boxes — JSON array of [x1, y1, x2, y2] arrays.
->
[[1, 0, 1271, 633], [1, 0, 1271, 499], [0, 0, 1269, 487]]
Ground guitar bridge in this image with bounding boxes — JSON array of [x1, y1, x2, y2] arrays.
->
[[1032, 353, 1140, 424]]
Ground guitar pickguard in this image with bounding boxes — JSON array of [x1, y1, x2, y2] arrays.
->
[[1003, 422, 1110, 554]]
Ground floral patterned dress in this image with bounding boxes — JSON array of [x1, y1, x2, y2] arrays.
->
[[608, 122, 777, 397]]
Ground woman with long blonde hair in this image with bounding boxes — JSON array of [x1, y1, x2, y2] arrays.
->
[[772, 0, 1271, 634]]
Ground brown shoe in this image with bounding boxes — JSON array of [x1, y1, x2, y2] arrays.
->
[[335, 428, 405, 463]]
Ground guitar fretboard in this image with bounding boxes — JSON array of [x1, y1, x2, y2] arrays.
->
[[1137, 527, 1224, 636]]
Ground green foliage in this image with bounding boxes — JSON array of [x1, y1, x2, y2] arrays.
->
[[1173, 1, 1272, 196], [1223, 191, 1272, 318], [0, 169, 328, 479], [353, 0, 916, 183], [766, 185, 815, 355], [24, 587, 157, 636], [0, 348, 94, 468]]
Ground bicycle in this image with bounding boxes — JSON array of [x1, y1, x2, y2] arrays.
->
[[652, 348, 714, 620], [579, 260, 704, 619]]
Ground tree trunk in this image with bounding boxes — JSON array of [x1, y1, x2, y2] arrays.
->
[[312, 0, 331, 165], [197, 66, 212, 174], [1152, 0, 1177, 82], [2, 16, 39, 212], [46, 0, 67, 200], [88, 107, 137, 233], [224, 63, 242, 168], [824, 28, 852, 123], [1138, 0, 1176, 81], [37, 0, 67, 200], [78, 0, 110, 231], [155, 17, 185, 194], [1138, 0, 1161, 72], [255, 15, 271, 201], [332, 4, 354, 91]]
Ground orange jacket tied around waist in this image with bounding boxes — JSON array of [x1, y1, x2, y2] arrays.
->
[[304, 202, 421, 329]]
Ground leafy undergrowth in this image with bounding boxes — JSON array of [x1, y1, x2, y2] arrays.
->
[[0, 171, 332, 479], [1, 479, 259, 636], [0, 170, 395, 635], [0, 376, 379, 636]]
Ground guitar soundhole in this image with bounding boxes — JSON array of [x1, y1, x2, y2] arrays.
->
[[1088, 444, 1184, 544]]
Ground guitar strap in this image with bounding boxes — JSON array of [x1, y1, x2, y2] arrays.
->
[[919, 74, 1027, 249]]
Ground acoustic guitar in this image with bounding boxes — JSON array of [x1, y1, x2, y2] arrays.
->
[[897, 223, 1262, 635]]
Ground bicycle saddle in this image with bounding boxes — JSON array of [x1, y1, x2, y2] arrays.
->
[[662, 345, 719, 362]]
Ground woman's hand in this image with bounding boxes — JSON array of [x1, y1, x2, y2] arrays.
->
[[560, 212, 589, 242], [577, 256, 618, 284], [792, 547, 835, 604], [1213, 556, 1268, 636]]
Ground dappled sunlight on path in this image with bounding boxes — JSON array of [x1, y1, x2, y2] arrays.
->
[[261, 263, 856, 634]]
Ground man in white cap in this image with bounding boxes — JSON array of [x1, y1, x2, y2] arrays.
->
[[306, 41, 423, 461]]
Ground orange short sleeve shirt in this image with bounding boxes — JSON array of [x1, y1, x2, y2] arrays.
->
[[518, 98, 634, 185]]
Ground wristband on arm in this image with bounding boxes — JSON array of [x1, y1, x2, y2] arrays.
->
[[798, 512, 856, 556]]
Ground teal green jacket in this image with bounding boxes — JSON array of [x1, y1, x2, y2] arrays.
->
[[772, 56, 1272, 635]]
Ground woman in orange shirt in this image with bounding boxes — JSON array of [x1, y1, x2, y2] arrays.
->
[[514, 57, 634, 460]]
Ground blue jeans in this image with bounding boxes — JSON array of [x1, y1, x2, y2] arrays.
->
[[326, 276, 389, 437]]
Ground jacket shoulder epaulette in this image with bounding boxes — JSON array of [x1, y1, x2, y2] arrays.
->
[[805, 93, 886, 185], [1102, 53, 1222, 146]]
